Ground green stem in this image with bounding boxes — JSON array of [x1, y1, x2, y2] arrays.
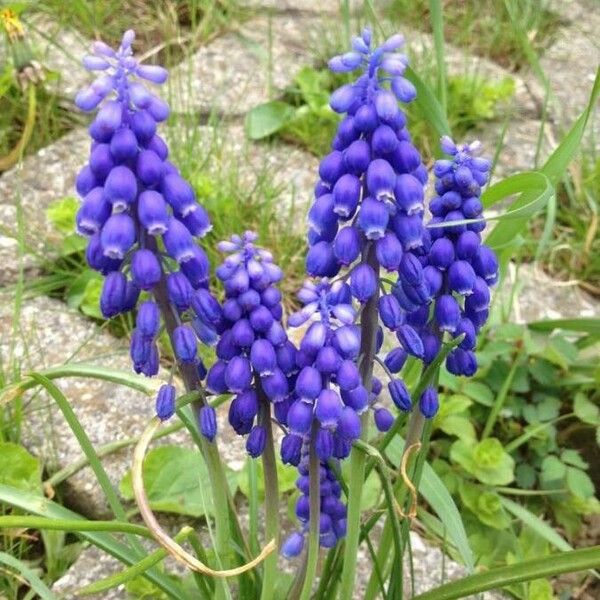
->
[[299, 427, 321, 600], [259, 388, 280, 600], [152, 271, 234, 579], [339, 245, 380, 599], [482, 356, 519, 438], [0, 516, 151, 538]]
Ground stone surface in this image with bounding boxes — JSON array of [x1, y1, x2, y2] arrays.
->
[[535, 2, 600, 143], [238, 0, 364, 12], [0, 294, 250, 519], [478, 118, 554, 179], [0, 293, 164, 518], [52, 546, 125, 600], [168, 13, 333, 115], [0, 128, 88, 286], [28, 15, 91, 101], [504, 262, 599, 324]]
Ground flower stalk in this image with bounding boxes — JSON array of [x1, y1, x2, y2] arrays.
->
[[340, 245, 380, 598], [149, 250, 234, 567], [258, 383, 280, 600], [299, 425, 321, 600], [132, 416, 276, 578]]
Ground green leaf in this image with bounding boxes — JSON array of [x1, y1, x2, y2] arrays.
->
[[527, 578, 554, 600], [244, 100, 295, 140], [561, 449, 588, 470], [120, 445, 238, 517], [574, 393, 600, 425], [437, 415, 476, 441], [0, 551, 57, 600], [450, 438, 515, 486], [387, 437, 474, 571], [66, 270, 102, 311], [460, 381, 494, 407], [566, 467, 595, 499], [294, 66, 330, 110], [459, 483, 511, 530], [237, 455, 297, 500], [540, 455, 566, 487], [515, 464, 537, 489], [412, 545, 600, 600], [0, 442, 41, 493], [79, 276, 104, 320], [46, 196, 78, 235], [500, 497, 573, 553]]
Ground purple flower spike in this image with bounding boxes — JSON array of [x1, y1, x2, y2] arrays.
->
[[75, 30, 215, 399]]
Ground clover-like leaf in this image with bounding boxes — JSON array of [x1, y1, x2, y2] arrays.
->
[[450, 438, 515, 485]]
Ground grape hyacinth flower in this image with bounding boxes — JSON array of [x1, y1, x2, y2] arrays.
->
[[281, 440, 347, 558], [205, 231, 297, 449], [281, 278, 390, 554], [283, 29, 434, 558], [402, 136, 498, 417], [308, 28, 435, 408], [307, 27, 428, 290], [74, 30, 213, 416]]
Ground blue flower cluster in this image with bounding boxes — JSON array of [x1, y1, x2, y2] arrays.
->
[[281, 441, 346, 558], [280, 279, 393, 556], [280, 29, 433, 557], [306, 28, 428, 303], [408, 137, 498, 397], [205, 232, 297, 452], [74, 31, 213, 412]]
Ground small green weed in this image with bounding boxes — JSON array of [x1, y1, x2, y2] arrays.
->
[[246, 65, 514, 160], [429, 320, 600, 588]]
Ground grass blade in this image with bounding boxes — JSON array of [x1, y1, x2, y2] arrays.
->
[[77, 528, 195, 596], [0, 551, 57, 600], [412, 545, 600, 600], [428, 0, 447, 112], [418, 462, 474, 571], [0, 515, 152, 538], [26, 374, 131, 528], [527, 318, 600, 335], [405, 65, 451, 139], [1, 364, 158, 404], [499, 497, 572, 552], [0, 484, 187, 599], [486, 68, 600, 259]]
